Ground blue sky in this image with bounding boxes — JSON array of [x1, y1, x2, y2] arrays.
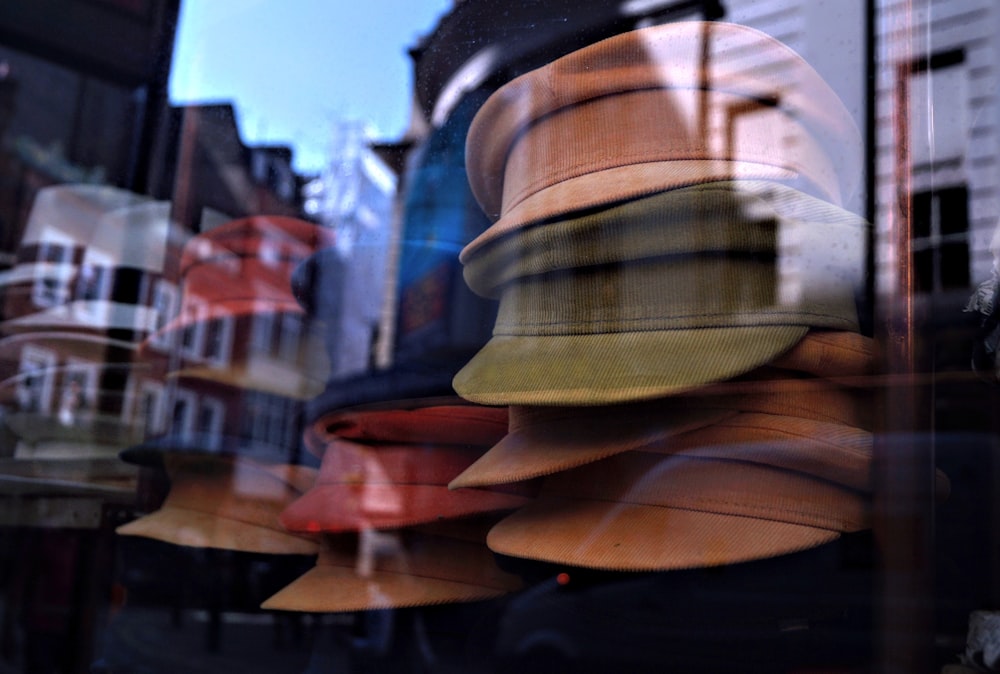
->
[[168, 1, 453, 174]]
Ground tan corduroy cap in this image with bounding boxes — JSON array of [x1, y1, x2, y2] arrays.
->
[[465, 21, 861, 248], [453, 182, 866, 406], [486, 450, 871, 571], [116, 455, 319, 555], [487, 437, 951, 571], [261, 518, 523, 612]]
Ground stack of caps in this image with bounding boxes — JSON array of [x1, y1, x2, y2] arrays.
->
[[261, 400, 531, 611], [0, 186, 199, 498], [116, 215, 335, 555], [446, 21, 946, 571]]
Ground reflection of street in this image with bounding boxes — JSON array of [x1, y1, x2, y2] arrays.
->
[[94, 606, 319, 674]]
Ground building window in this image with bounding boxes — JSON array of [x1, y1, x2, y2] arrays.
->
[[907, 50, 967, 170], [278, 313, 303, 362], [251, 313, 276, 353], [59, 358, 97, 426], [169, 387, 198, 436], [31, 276, 71, 308], [31, 240, 78, 308], [179, 299, 206, 360], [147, 280, 179, 351], [135, 380, 165, 436], [17, 345, 57, 413], [203, 316, 234, 366], [196, 397, 225, 449], [911, 185, 969, 294]]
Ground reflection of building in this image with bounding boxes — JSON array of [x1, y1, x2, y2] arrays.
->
[[132, 376, 305, 462], [127, 214, 332, 461], [303, 122, 395, 379], [873, 0, 995, 305], [0, 3, 312, 264], [0, 0, 181, 252], [146, 104, 311, 227]]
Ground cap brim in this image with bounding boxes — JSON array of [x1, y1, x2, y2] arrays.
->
[[453, 325, 809, 405], [116, 506, 319, 555], [262, 528, 522, 612], [449, 406, 734, 489], [261, 560, 512, 612], [487, 496, 842, 572], [280, 483, 532, 533]]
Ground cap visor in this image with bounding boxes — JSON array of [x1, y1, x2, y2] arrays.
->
[[262, 530, 521, 612], [265, 563, 514, 612], [116, 506, 319, 555], [453, 325, 808, 405], [449, 406, 734, 489], [0, 262, 77, 287], [487, 497, 841, 572], [0, 456, 137, 497], [168, 362, 327, 401]]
